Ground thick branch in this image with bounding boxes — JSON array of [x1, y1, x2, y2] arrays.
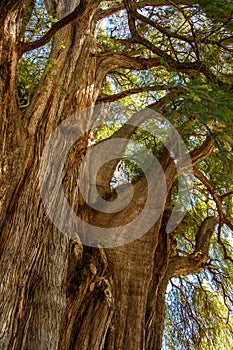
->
[[123, 0, 138, 37], [95, 90, 181, 196], [95, 110, 214, 200], [162, 136, 214, 181], [168, 216, 218, 277], [194, 216, 219, 254], [97, 53, 162, 77], [95, 3, 126, 20], [21, 0, 86, 54], [189, 137, 214, 165]]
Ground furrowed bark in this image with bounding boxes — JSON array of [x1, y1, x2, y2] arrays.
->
[[0, 1, 102, 348], [0, 0, 27, 231], [0, 1, 227, 349]]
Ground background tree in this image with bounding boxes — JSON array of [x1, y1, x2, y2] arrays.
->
[[0, 0, 232, 349]]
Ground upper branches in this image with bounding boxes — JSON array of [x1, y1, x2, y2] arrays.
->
[[103, 0, 231, 86], [21, 0, 86, 54], [95, 0, 189, 21]]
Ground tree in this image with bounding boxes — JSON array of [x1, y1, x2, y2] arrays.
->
[[0, 0, 233, 349]]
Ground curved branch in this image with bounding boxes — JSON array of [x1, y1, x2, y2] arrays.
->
[[95, 90, 181, 196], [135, 34, 223, 83], [165, 136, 215, 178], [123, 0, 186, 66], [95, 113, 215, 199], [95, 0, 188, 21], [168, 216, 218, 278], [220, 191, 233, 200], [96, 53, 162, 78], [194, 216, 219, 254], [21, 0, 86, 54], [194, 168, 233, 231], [95, 4, 125, 20], [189, 137, 214, 165]]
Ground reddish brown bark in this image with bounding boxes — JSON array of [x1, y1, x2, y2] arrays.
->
[[0, 1, 220, 349]]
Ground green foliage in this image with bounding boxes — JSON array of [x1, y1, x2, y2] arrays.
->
[[164, 274, 233, 349], [192, 0, 233, 31]]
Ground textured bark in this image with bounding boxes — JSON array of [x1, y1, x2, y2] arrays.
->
[[0, 1, 219, 350], [0, 0, 27, 231], [0, 1, 101, 348]]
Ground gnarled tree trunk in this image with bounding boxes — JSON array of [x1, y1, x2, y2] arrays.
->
[[0, 1, 218, 349]]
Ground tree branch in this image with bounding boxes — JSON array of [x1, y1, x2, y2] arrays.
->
[[162, 136, 215, 180], [220, 191, 233, 200], [194, 216, 219, 254], [134, 34, 224, 83], [168, 216, 219, 278], [96, 53, 162, 77], [123, 0, 138, 37], [217, 230, 233, 263], [189, 137, 214, 165], [95, 90, 181, 196], [121, 0, 226, 85], [97, 85, 170, 103], [95, 0, 188, 21], [95, 109, 215, 200], [135, 10, 195, 44], [21, 0, 86, 54], [194, 168, 233, 231]]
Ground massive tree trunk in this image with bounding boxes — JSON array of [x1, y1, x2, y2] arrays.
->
[[1, 1, 100, 348], [0, 1, 219, 349]]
